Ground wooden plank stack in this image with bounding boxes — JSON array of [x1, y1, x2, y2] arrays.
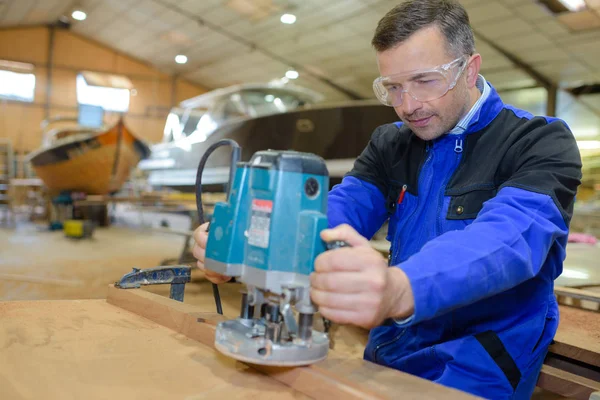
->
[[538, 287, 600, 399]]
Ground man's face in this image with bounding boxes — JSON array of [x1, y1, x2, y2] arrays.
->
[[376, 26, 476, 141]]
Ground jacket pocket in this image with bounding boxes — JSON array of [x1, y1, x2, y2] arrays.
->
[[530, 304, 558, 362], [385, 183, 410, 262], [385, 183, 404, 215], [373, 327, 409, 365], [365, 324, 409, 364], [445, 183, 497, 220], [498, 302, 551, 371], [475, 330, 522, 391]]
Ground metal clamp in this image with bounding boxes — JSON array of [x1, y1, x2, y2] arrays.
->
[[115, 265, 192, 302]]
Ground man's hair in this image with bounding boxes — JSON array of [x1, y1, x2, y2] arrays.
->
[[372, 0, 475, 57]]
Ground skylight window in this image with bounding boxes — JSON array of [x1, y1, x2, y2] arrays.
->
[[76, 74, 130, 112], [539, 0, 587, 14], [0, 69, 35, 102], [558, 0, 587, 12]]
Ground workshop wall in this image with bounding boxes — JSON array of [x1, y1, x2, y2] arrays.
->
[[0, 26, 207, 153]]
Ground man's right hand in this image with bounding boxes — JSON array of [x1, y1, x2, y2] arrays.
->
[[192, 222, 232, 284]]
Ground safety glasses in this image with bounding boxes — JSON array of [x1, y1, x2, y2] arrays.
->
[[373, 56, 468, 107]]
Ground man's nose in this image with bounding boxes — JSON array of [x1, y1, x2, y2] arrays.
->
[[396, 92, 422, 116]]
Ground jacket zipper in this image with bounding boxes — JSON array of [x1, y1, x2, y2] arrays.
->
[[436, 138, 464, 236], [454, 138, 464, 154], [391, 144, 433, 266]]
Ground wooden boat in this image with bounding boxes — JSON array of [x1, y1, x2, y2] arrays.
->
[[26, 118, 150, 195]]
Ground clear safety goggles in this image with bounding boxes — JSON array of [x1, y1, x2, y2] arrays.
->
[[373, 56, 468, 107]]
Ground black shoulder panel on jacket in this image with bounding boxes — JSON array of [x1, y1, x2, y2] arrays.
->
[[346, 123, 427, 214], [446, 109, 582, 223], [345, 109, 581, 224]]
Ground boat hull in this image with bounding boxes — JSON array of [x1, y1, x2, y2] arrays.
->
[[28, 122, 150, 195], [141, 102, 398, 190]]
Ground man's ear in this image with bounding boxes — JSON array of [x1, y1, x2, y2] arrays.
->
[[466, 53, 482, 88]]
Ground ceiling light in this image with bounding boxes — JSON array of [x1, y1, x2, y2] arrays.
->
[[539, 0, 587, 14], [264, 94, 275, 102], [280, 14, 296, 24], [577, 140, 600, 150], [557, 0, 587, 12], [71, 10, 87, 21], [175, 55, 188, 64], [285, 70, 299, 79], [273, 97, 284, 110]]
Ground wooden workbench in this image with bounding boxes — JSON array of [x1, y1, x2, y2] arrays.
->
[[539, 305, 600, 399], [0, 299, 303, 399], [0, 287, 478, 400]]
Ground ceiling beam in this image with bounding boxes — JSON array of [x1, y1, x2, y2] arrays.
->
[[473, 29, 555, 89], [473, 29, 560, 115], [547, 84, 557, 117], [474, 30, 600, 121], [497, 84, 541, 93]]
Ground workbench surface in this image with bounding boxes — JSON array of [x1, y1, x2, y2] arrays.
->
[[0, 288, 479, 400], [0, 299, 307, 400]]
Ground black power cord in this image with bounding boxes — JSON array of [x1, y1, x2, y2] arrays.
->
[[195, 139, 241, 315]]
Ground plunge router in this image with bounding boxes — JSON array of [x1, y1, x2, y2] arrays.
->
[[204, 149, 342, 366]]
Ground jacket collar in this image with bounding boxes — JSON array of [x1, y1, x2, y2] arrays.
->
[[462, 79, 505, 135]]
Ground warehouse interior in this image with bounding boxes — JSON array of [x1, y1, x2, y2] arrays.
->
[[1, 0, 600, 398]]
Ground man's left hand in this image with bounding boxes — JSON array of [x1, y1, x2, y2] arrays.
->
[[310, 224, 415, 329]]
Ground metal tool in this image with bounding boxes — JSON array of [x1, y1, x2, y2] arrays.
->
[[204, 149, 344, 366], [115, 265, 191, 302]]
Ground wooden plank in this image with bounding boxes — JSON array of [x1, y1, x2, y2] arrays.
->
[[107, 284, 479, 400], [106, 285, 383, 400], [0, 299, 308, 400], [545, 353, 600, 383], [551, 306, 600, 368], [556, 286, 600, 304], [538, 365, 600, 400], [106, 283, 224, 348]]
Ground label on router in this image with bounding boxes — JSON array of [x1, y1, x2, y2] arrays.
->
[[248, 199, 273, 249]]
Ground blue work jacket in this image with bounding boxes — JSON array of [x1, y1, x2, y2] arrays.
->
[[328, 83, 582, 399]]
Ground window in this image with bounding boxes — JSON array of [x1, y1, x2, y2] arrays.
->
[[241, 89, 307, 117], [162, 108, 208, 143], [0, 69, 35, 102], [76, 74, 130, 112]]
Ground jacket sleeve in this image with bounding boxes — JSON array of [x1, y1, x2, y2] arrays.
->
[[327, 126, 390, 240], [395, 119, 582, 325]]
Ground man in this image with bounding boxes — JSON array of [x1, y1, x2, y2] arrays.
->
[[193, 0, 582, 397]]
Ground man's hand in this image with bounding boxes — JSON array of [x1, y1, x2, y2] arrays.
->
[[310, 224, 414, 329], [192, 222, 232, 284]]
